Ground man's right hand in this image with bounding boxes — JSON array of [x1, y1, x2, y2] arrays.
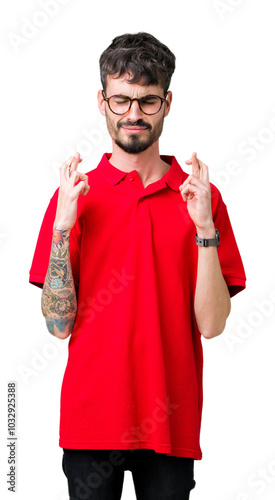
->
[[53, 152, 90, 230]]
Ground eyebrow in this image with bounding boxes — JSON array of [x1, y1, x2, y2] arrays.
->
[[109, 94, 162, 98]]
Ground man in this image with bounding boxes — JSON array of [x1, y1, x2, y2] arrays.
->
[[29, 32, 246, 500]]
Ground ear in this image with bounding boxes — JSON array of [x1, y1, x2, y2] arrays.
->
[[164, 91, 172, 118], [97, 89, 106, 116]]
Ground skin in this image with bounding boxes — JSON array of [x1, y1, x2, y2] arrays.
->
[[179, 153, 231, 338], [41, 227, 77, 338], [41, 154, 89, 339], [42, 73, 231, 340], [97, 74, 173, 188]]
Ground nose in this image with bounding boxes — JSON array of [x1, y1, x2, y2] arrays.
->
[[125, 99, 144, 121]]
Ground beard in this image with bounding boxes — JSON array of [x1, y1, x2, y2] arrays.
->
[[106, 113, 165, 154]]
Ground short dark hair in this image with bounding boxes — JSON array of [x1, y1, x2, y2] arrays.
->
[[99, 32, 176, 94]]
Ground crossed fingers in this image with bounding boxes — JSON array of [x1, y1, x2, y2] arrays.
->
[[185, 152, 209, 182], [179, 152, 210, 200], [61, 152, 83, 181], [60, 152, 89, 196]]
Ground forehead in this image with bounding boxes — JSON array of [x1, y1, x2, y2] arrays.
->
[[105, 73, 164, 97]]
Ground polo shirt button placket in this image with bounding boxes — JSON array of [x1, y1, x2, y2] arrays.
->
[[136, 195, 149, 219]]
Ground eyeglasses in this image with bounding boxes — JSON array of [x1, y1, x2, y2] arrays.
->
[[102, 90, 167, 115]]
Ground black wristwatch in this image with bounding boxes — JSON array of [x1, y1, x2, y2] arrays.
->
[[195, 228, 220, 247]]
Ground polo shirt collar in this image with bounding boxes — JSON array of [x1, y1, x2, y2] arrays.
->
[[98, 153, 183, 192]]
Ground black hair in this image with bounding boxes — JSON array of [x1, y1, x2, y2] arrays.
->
[[99, 32, 176, 94]]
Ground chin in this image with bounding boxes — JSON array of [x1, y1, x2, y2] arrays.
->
[[115, 137, 153, 155]]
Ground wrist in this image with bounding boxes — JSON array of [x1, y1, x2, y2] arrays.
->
[[195, 223, 215, 239], [53, 222, 72, 233]]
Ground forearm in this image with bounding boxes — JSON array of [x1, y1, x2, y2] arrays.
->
[[41, 228, 77, 339], [194, 226, 231, 339]]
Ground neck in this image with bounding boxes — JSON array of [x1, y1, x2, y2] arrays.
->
[[109, 141, 170, 186]]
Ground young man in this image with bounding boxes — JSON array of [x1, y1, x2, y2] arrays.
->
[[29, 32, 246, 500]]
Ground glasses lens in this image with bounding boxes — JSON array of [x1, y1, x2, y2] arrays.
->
[[109, 96, 130, 114], [140, 96, 162, 114]]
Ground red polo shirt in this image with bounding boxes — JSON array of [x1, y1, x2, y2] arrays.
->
[[29, 153, 246, 459]]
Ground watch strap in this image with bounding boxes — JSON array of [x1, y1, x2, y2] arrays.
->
[[195, 228, 220, 247]]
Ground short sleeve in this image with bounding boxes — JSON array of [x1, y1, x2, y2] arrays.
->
[[212, 189, 246, 298], [29, 189, 80, 289]]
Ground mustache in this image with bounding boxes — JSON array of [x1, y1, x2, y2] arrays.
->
[[117, 119, 152, 130]]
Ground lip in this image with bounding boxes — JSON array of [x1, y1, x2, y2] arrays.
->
[[121, 126, 148, 134]]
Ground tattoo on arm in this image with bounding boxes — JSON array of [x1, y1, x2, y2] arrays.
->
[[41, 228, 77, 336], [47, 229, 69, 289]]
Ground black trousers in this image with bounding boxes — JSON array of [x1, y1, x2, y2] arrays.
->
[[62, 448, 196, 500]]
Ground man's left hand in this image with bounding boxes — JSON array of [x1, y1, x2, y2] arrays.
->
[[178, 152, 214, 234]]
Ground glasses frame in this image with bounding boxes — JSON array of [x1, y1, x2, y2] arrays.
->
[[102, 90, 168, 116]]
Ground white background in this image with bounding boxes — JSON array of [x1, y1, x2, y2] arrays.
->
[[1, 1, 275, 499]]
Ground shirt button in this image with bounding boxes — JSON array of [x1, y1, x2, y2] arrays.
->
[[128, 175, 134, 181]]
